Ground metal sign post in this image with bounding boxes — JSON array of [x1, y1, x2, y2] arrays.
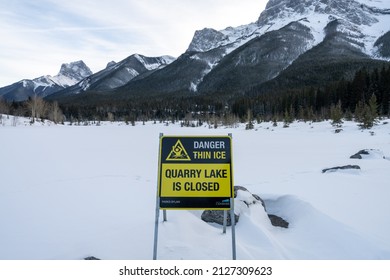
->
[[228, 133, 236, 260], [153, 133, 163, 260], [231, 198, 236, 260], [153, 134, 236, 260], [152, 195, 160, 260]]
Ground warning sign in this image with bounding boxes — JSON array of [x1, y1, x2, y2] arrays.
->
[[158, 136, 233, 209]]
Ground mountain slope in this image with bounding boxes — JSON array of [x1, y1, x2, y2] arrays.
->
[[0, 61, 92, 102], [197, 21, 315, 94], [113, 49, 226, 96], [49, 54, 175, 99], [250, 17, 389, 95]]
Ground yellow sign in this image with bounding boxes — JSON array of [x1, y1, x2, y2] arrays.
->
[[158, 136, 233, 210], [161, 163, 231, 197]]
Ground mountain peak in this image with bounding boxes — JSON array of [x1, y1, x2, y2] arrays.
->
[[46, 54, 177, 98], [51, 60, 93, 88], [187, 28, 229, 52], [106, 61, 116, 69], [58, 60, 92, 80]]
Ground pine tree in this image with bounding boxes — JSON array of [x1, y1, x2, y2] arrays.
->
[[357, 94, 378, 129], [283, 105, 293, 128], [359, 105, 372, 129], [0, 98, 10, 115], [354, 101, 365, 124], [368, 94, 379, 124], [330, 100, 343, 127]]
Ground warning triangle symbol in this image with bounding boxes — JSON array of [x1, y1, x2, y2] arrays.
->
[[166, 140, 191, 161]]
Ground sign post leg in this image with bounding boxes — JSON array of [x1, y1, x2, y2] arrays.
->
[[163, 209, 167, 222], [223, 210, 227, 234], [230, 198, 236, 260], [153, 196, 160, 260], [153, 132, 164, 260], [228, 133, 236, 260]]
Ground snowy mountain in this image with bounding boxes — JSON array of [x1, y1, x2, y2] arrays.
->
[[2, 0, 390, 102], [189, 0, 390, 57], [257, 0, 390, 55], [48, 54, 175, 98], [55, 61, 93, 86], [0, 61, 92, 101], [192, 0, 390, 93], [106, 0, 390, 97]]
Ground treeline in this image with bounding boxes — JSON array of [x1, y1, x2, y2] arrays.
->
[[1, 65, 389, 128], [233, 65, 390, 122], [58, 65, 389, 128], [57, 94, 232, 126]]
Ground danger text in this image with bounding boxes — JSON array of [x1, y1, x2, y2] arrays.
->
[[193, 141, 225, 149]]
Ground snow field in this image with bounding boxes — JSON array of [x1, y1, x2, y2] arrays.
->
[[0, 116, 389, 259]]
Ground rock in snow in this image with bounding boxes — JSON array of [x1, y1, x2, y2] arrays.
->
[[201, 186, 288, 228], [83, 256, 100, 260], [350, 149, 386, 159], [268, 214, 289, 228], [322, 165, 361, 173], [201, 210, 239, 226]]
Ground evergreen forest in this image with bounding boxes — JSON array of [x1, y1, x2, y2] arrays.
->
[[1, 65, 390, 129]]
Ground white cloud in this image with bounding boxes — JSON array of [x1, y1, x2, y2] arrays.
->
[[0, 0, 267, 87]]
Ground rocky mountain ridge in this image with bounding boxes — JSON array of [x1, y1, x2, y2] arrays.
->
[[1, 0, 390, 102], [0, 61, 92, 101], [50, 54, 175, 98], [110, 0, 390, 97]]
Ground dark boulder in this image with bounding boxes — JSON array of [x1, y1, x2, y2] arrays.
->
[[350, 149, 385, 159], [201, 210, 239, 226], [268, 214, 289, 228], [322, 165, 361, 173], [84, 256, 100, 260], [350, 149, 370, 159]]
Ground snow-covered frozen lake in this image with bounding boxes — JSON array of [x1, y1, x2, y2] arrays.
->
[[1, 116, 390, 260]]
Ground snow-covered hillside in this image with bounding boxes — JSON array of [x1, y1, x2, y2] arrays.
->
[[0, 116, 389, 260]]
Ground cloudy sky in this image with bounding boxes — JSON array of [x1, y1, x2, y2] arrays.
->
[[0, 0, 267, 87]]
